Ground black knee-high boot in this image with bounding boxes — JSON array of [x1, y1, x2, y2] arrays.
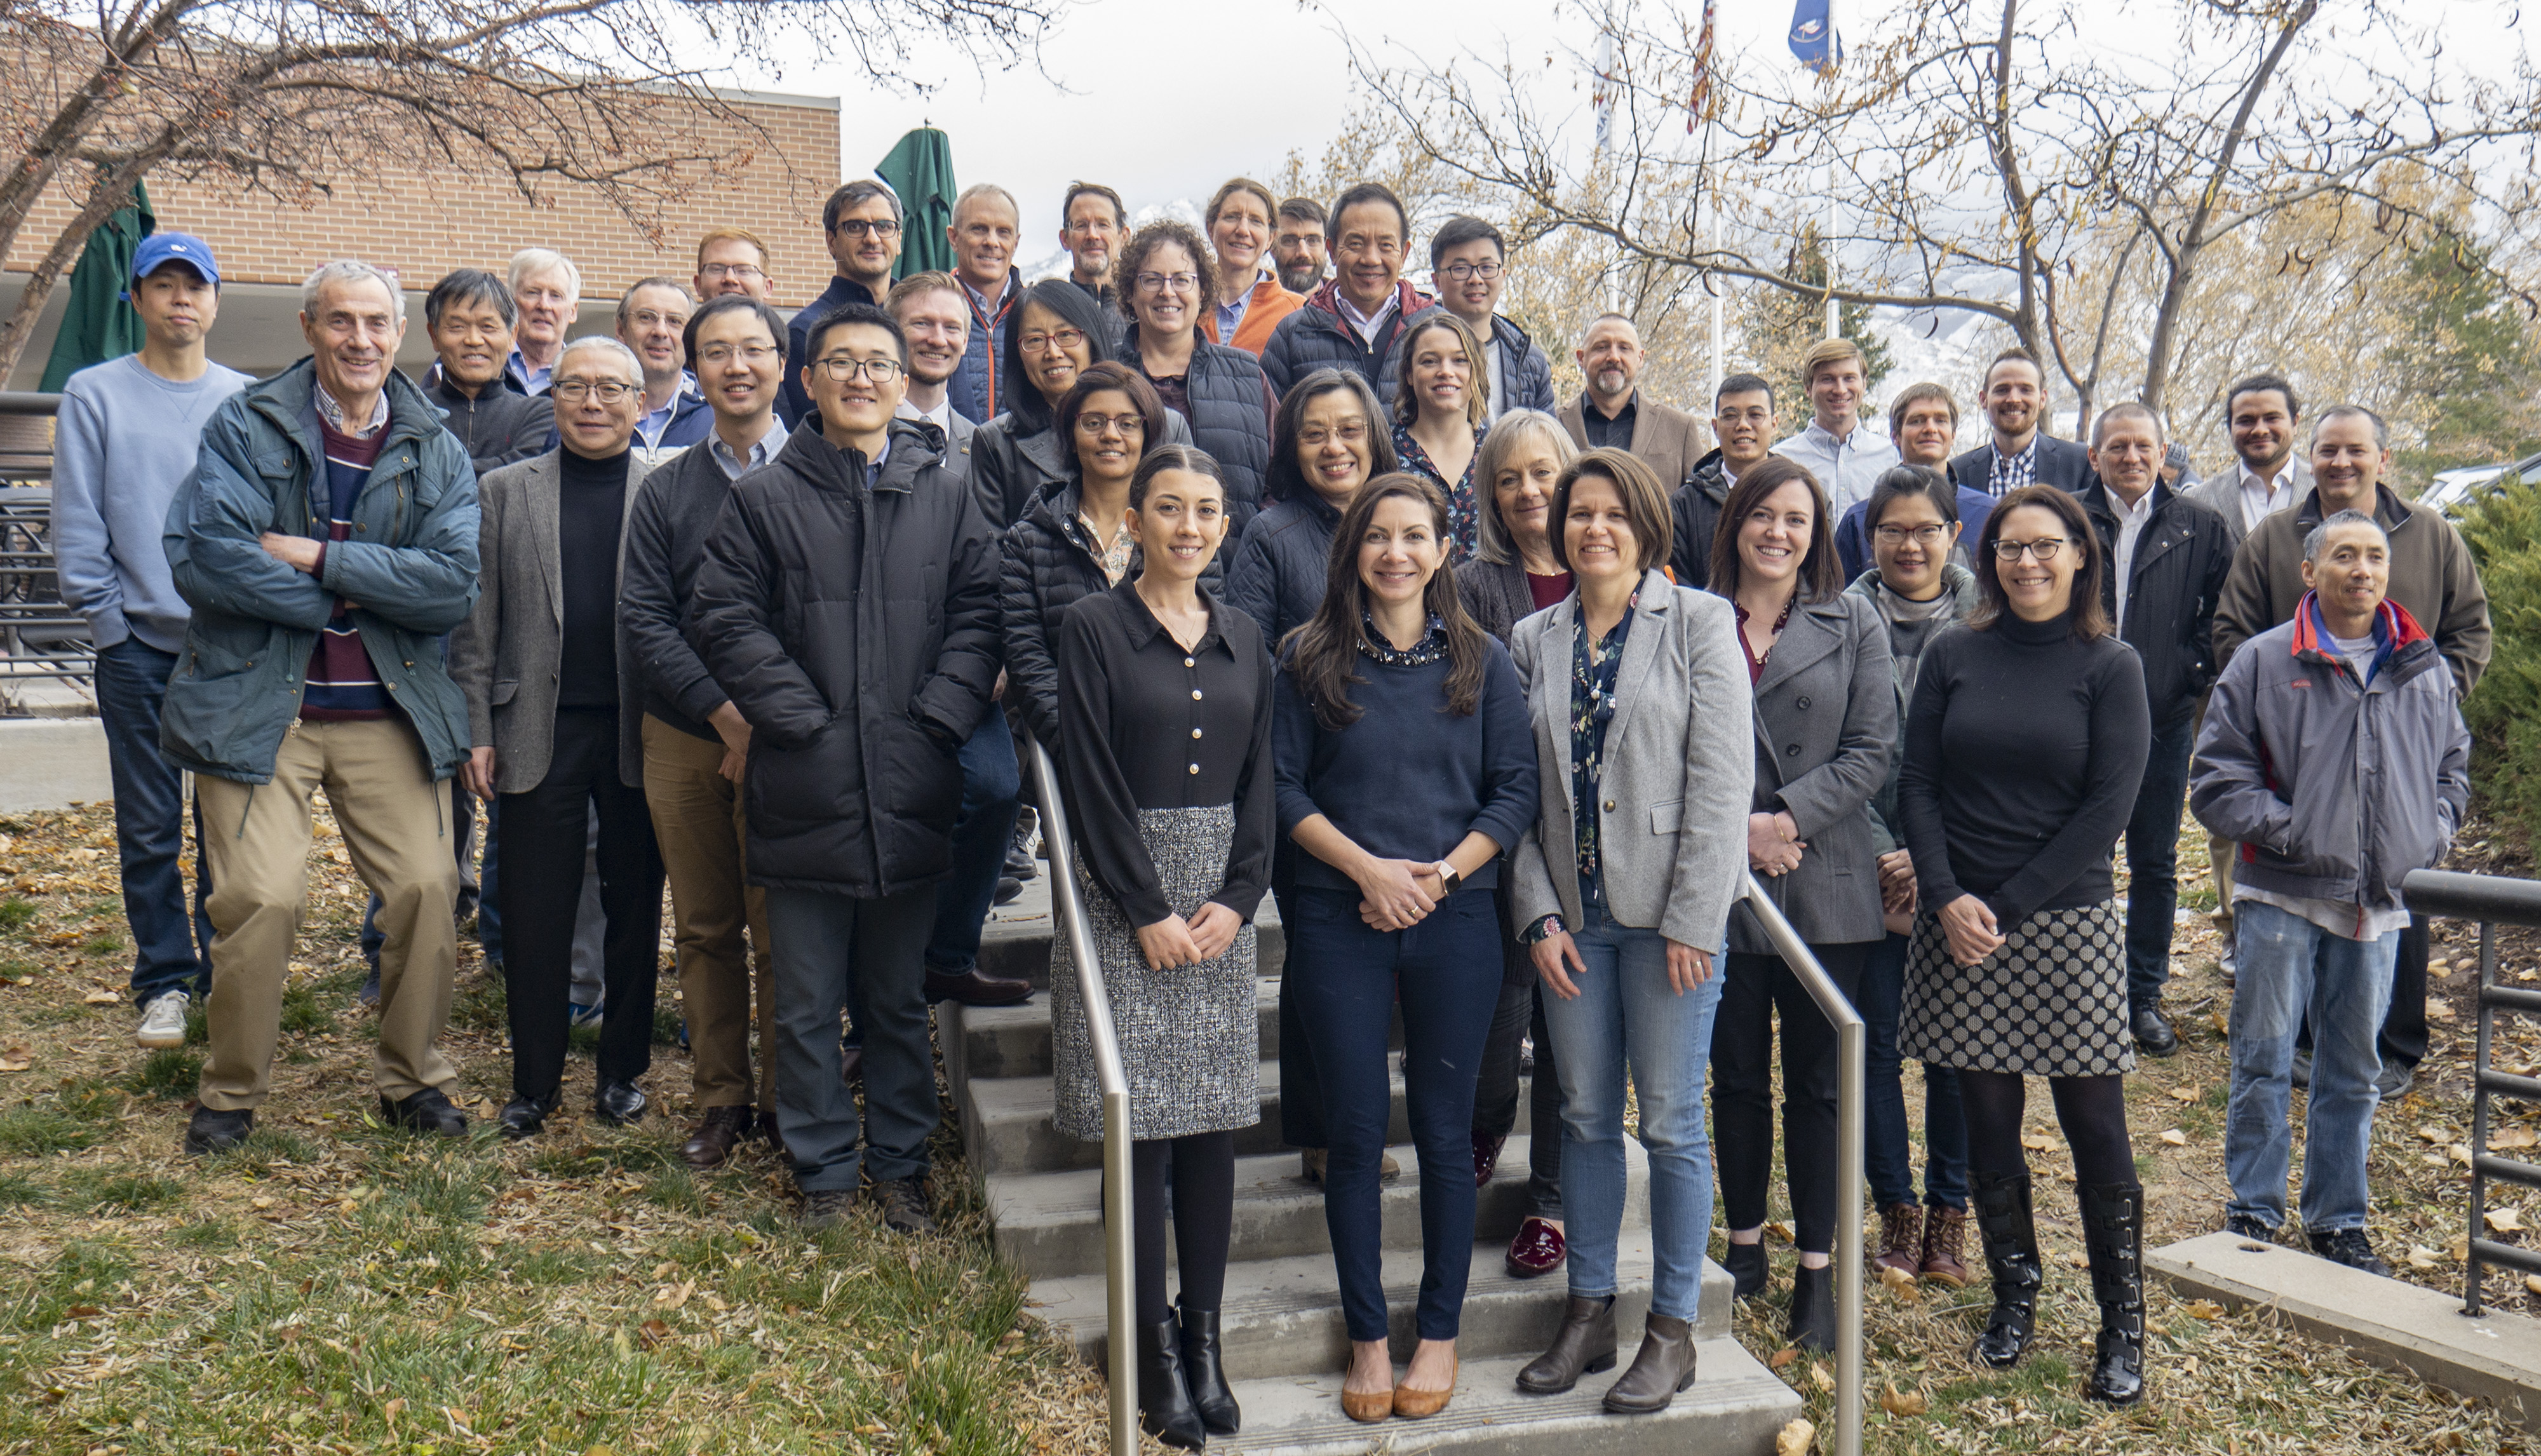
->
[[2079, 1182, 2147, 1405], [1970, 1170, 2041, 1369]]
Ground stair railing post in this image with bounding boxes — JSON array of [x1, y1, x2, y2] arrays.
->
[[1740, 872, 1863, 1456], [1028, 740, 1139, 1456]]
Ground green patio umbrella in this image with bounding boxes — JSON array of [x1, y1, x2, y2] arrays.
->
[[877, 128, 957, 281], [39, 178, 155, 393]]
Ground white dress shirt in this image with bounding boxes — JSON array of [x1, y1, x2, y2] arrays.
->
[[1771, 419, 1902, 516], [2107, 483, 2158, 632], [2235, 458, 2301, 535]]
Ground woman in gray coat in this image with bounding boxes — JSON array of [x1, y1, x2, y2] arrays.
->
[[1705, 454, 1896, 1352], [1506, 448, 1753, 1415]]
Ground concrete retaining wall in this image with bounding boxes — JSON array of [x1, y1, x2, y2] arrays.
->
[[0, 717, 111, 814]]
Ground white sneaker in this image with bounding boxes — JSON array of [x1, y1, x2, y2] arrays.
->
[[134, 991, 189, 1049]]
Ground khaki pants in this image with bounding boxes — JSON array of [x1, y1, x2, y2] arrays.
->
[[643, 715, 776, 1110], [196, 718, 461, 1110]]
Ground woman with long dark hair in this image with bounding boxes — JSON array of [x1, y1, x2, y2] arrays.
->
[[1390, 312, 1490, 561], [1052, 445, 1272, 1448], [1273, 474, 1537, 1423], [1898, 482, 2150, 1405]]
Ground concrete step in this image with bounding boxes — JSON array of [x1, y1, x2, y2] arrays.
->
[[1027, 1231, 1734, 1376], [961, 1060, 1520, 1176], [944, 976, 1414, 1084], [987, 1135, 1624, 1281], [974, 871, 1286, 990], [1211, 1340, 1800, 1455]]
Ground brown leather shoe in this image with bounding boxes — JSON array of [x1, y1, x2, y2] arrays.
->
[[1602, 1312, 1697, 1413], [1875, 1203, 1924, 1278], [1920, 1204, 1971, 1288], [923, 966, 1032, 1006], [682, 1104, 753, 1169]]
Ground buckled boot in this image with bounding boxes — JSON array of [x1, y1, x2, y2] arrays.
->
[[2079, 1181, 2148, 1405], [1970, 1170, 2042, 1369]]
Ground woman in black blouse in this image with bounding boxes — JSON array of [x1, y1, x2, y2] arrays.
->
[[1897, 483, 2152, 1405], [1053, 443, 1275, 1449]]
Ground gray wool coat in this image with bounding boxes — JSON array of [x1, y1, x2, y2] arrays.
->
[[1507, 569, 1755, 950], [1732, 591, 1896, 952]]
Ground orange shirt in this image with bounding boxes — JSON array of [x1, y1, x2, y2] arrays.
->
[[1201, 273, 1305, 356]]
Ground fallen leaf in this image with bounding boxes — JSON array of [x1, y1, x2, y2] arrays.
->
[[1776, 1418, 1817, 1456], [2523, 1274, 2541, 1297], [2169, 1084, 2200, 1102], [2453, 1144, 2476, 1166], [2497, 1127, 2538, 1151], [81, 988, 120, 1005], [2410, 1246, 2443, 1270], [637, 1318, 671, 1349], [2488, 1208, 2524, 1233], [2431, 957, 2453, 973], [583, 1445, 618, 1456], [2184, 1299, 2226, 1320], [250, 1196, 276, 1210], [1809, 1362, 1834, 1392], [2159, 1128, 2188, 1146], [1765, 1220, 1796, 1243], [2021, 1131, 2056, 1151], [1880, 1382, 1930, 1417], [1769, 1346, 1800, 1371], [2419, 1124, 2454, 1144], [64, 1305, 102, 1319], [2429, 1002, 2459, 1022], [2451, 1234, 2473, 1261], [0, 1045, 29, 1073], [1878, 1265, 1920, 1299], [2425, 1152, 2454, 1168]]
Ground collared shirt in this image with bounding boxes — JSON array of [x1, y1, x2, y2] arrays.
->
[[896, 396, 955, 433], [633, 372, 701, 450], [2107, 483, 2159, 631], [2235, 457, 2300, 535], [1772, 420, 1901, 516], [1581, 391, 1638, 451], [1333, 287, 1401, 346], [1075, 509, 1135, 584], [1986, 436, 2040, 499], [315, 385, 390, 439], [1479, 322, 1507, 421], [706, 417, 785, 480], [505, 347, 555, 398], [1216, 269, 1270, 347]]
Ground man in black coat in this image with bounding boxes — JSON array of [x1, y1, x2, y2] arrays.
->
[[1950, 347, 2094, 498], [1668, 371, 1778, 588], [692, 303, 1002, 1236], [1259, 182, 1441, 400], [2080, 402, 2233, 1057]]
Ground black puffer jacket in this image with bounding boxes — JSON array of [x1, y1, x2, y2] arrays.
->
[[423, 368, 555, 476], [1667, 449, 1731, 591], [1122, 332, 1272, 532], [1223, 489, 1344, 652], [1001, 482, 1117, 751], [1259, 279, 1443, 402], [691, 417, 1002, 897], [2082, 478, 2235, 724], [970, 410, 1195, 532]]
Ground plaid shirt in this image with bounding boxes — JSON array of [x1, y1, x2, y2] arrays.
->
[[1986, 437, 2040, 499]]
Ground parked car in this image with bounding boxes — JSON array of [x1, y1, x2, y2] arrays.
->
[[2420, 449, 2541, 517]]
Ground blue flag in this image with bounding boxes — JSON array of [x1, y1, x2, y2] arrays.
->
[[1789, 0, 1841, 74]]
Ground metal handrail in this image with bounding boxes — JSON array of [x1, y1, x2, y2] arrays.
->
[[1738, 870, 1864, 1456], [2401, 867, 2541, 1316], [1026, 738, 1138, 1456]]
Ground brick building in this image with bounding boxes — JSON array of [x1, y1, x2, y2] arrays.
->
[[1, 86, 844, 384]]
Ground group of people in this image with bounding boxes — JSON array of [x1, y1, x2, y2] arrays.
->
[[46, 166, 2484, 1444]]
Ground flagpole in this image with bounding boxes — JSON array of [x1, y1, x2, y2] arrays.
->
[[1823, 0, 1842, 340], [1710, 199, 1725, 399]]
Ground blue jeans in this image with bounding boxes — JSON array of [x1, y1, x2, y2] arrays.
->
[[2225, 900, 2399, 1232], [92, 637, 212, 1004], [2124, 711, 2197, 1013], [1541, 908, 1723, 1323], [1285, 884, 1501, 1342], [926, 718, 1020, 974], [1858, 930, 1969, 1211]]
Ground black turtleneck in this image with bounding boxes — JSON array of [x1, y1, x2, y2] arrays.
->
[[556, 445, 632, 708], [1896, 607, 2150, 925]]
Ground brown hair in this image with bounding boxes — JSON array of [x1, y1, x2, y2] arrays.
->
[[1114, 220, 1218, 343], [1799, 337, 1866, 387], [884, 269, 964, 322], [1055, 361, 1168, 475], [1550, 448, 1672, 575], [1391, 312, 1490, 428], [1708, 455, 1843, 604], [1206, 178, 1279, 232], [1967, 483, 2113, 640], [1284, 473, 1488, 731], [1885, 381, 1959, 433]]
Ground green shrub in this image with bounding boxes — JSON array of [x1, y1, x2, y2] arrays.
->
[[2455, 467, 2541, 840]]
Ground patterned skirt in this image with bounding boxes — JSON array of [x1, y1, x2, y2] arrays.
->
[[1051, 804, 1262, 1142], [1898, 899, 2134, 1078]]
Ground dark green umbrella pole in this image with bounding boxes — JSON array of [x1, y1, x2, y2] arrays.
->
[[877, 128, 957, 281], [38, 178, 155, 393]]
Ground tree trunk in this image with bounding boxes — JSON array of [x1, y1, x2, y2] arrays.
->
[[0, 151, 164, 384], [0, 2, 193, 287]]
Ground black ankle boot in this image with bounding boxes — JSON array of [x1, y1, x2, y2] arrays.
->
[[1788, 1264, 1837, 1352], [1178, 1300, 1240, 1435], [1136, 1315, 1205, 1449], [2079, 1182, 2148, 1405], [1970, 1170, 2042, 1369], [1724, 1240, 1769, 1300]]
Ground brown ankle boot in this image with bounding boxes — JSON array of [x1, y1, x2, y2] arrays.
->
[[1920, 1203, 1971, 1288], [1874, 1203, 1922, 1277]]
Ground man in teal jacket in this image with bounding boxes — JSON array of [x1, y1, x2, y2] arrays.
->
[[161, 260, 482, 1155]]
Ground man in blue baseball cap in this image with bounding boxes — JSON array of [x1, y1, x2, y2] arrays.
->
[[51, 230, 253, 1052]]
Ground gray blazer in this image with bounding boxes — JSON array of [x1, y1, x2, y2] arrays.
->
[[450, 448, 659, 793], [1507, 569, 1755, 949], [1734, 592, 1896, 952], [2182, 457, 2312, 548]]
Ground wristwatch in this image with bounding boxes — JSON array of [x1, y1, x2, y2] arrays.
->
[[1432, 860, 1462, 896]]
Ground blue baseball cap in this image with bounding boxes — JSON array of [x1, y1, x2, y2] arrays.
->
[[131, 233, 219, 288]]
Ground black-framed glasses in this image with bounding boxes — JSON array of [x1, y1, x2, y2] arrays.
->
[[1135, 271, 1201, 293], [1873, 523, 1951, 546], [832, 219, 901, 239], [1992, 537, 2066, 562], [551, 380, 636, 402], [816, 356, 903, 383], [1438, 260, 1504, 283]]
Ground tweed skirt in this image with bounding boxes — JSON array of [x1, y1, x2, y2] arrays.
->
[[1051, 804, 1262, 1142], [1898, 899, 2136, 1078]]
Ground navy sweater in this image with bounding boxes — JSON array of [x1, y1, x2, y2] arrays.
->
[[1272, 637, 1539, 892]]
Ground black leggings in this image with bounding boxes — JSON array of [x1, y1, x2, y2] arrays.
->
[[1131, 1131, 1237, 1327], [1959, 1070, 2136, 1187]]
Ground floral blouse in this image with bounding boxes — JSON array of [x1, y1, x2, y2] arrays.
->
[[1359, 610, 1449, 666], [1570, 594, 1636, 912], [1391, 420, 1486, 562]]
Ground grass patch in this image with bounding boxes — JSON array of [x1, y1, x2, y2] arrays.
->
[[278, 981, 334, 1035], [0, 1104, 102, 1156], [640, 1163, 706, 1215], [208, 1126, 317, 1173], [65, 1169, 186, 1214], [126, 1046, 203, 1100], [452, 971, 506, 1032], [172, 1215, 238, 1250], [654, 1002, 685, 1048], [82, 931, 125, 957], [0, 1169, 45, 1206], [0, 897, 36, 931], [57, 1075, 126, 1121]]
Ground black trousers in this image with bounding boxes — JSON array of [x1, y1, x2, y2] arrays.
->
[[1274, 886, 1327, 1149], [1713, 942, 1870, 1254], [497, 707, 664, 1100]]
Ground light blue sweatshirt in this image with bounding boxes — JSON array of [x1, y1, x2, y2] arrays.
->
[[52, 353, 253, 653]]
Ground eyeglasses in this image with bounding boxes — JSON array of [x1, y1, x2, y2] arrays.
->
[[1298, 423, 1370, 447], [551, 380, 636, 402], [1991, 537, 2067, 562], [1136, 271, 1201, 294], [816, 356, 903, 383], [832, 219, 901, 239], [1019, 328, 1088, 355], [1437, 260, 1504, 283], [696, 342, 779, 366], [626, 309, 689, 331], [1873, 523, 1951, 546], [698, 263, 765, 281], [1074, 413, 1147, 437]]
